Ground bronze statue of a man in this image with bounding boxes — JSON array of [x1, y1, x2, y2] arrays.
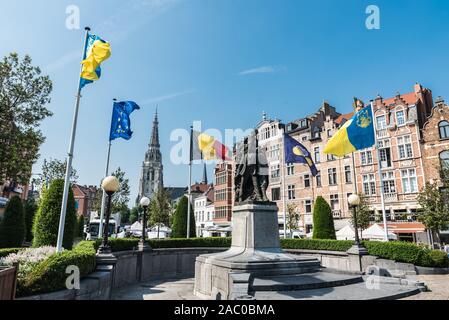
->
[[234, 130, 269, 204]]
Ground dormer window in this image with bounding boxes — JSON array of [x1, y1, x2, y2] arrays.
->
[[396, 110, 405, 126]]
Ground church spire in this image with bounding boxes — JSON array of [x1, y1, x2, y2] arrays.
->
[[150, 107, 159, 147], [202, 163, 208, 184]]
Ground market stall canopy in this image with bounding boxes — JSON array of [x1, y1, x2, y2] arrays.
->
[[362, 223, 397, 241], [336, 225, 357, 241]]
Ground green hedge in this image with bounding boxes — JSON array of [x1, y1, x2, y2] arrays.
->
[[94, 238, 140, 252], [150, 237, 231, 249], [281, 238, 353, 252], [0, 248, 22, 258], [17, 241, 96, 297], [362, 241, 448, 268]]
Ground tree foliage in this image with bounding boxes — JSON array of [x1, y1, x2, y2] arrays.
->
[[171, 196, 195, 238], [349, 194, 371, 237], [32, 179, 77, 249], [286, 203, 299, 237], [24, 197, 38, 242], [92, 167, 130, 214], [35, 158, 78, 191], [417, 182, 449, 244], [0, 196, 26, 248], [312, 196, 336, 240], [0, 53, 52, 186], [149, 188, 171, 228], [129, 206, 141, 224], [77, 215, 85, 238]]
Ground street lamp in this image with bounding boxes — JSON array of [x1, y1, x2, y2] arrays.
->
[[97, 176, 119, 255], [139, 196, 151, 251], [348, 194, 361, 246]]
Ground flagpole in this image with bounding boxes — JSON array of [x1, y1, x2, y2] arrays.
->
[[281, 132, 287, 239], [186, 125, 193, 239], [98, 98, 117, 238], [370, 101, 389, 241], [56, 27, 91, 253]]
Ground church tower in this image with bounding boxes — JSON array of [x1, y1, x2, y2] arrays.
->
[[137, 110, 163, 204]]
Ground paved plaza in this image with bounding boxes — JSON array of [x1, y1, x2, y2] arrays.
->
[[112, 274, 449, 300]]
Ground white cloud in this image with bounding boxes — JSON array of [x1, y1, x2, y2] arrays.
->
[[238, 65, 286, 76], [141, 89, 195, 105]]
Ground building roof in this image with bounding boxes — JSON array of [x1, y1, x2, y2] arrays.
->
[[191, 182, 212, 194], [165, 187, 187, 202], [335, 112, 354, 125], [380, 92, 417, 107], [72, 184, 97, 197]]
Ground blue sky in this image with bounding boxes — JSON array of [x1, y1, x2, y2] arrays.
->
[[1, 0, 449, 205]]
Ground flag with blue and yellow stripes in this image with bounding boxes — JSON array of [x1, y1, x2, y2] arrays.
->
[[80, 34, 111, 89], [284, 133, 318, 176]]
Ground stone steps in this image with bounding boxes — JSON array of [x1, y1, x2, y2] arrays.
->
[[251, 272, 364, 292]]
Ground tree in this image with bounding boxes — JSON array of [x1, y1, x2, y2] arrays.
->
[[33, 179, 77, 249], [349, 194, 371, 239], [417, 182, 449, 245], [129, 206, 141, 224], [312, 196, 336, 240], [149, 188, 171, 238], [35, 158, 78, 191], [171, 196, 195, 238], [120, 207, 131, 224], [0, 53, 53, 189], [92, 167, 130, 214], [76, 215, 85, 238], [286, 203, 299, 238], [24, 197, 38, 242], [0, 196, 26, 248]]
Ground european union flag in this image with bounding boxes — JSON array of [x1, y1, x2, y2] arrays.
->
[[109, 101, 140, 141], [284, 133, 318, 176]]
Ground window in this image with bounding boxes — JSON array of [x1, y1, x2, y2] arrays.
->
[[287, 163, 295, 176], [302, 136, 308, 141], [215, 189, 228, 201], [268, 144, 280, 159], [305, 200, 312, 213], [378, 139, 392, 168], [362, 174, 376, 195], [330, 194, 339, 210], [271, 187, 281, 201], [327, 129, 332, 138], [439, 121, 449, 139], [327, 153, 336, 161], [440, 151, 449, 169], [270, 164, 280, 179], [316, 171, 322, 187], [304, 174, 311, 188], [396, 110, 405, 126], [376, 115, 387, 130], [314, 147, 321, 163], [382, 171, 396, 194], [401, 169, 417, 193], [397, 136, 413, 159], [328, 168, 337, 185], [345, 166, 352, 183], [360, 150, 373, 165], [288, 185, 296, 200]]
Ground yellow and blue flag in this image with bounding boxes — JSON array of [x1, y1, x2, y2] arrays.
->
[[80, 34, 111, 89], [109, 101, 140, 141], [284, 133, 318, 176], [324, 105, 375, 157]]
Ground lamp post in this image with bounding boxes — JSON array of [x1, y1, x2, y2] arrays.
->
[[139, 197, 151, 251], [97, 176, 119, 255], [347, 194, 367, 258]]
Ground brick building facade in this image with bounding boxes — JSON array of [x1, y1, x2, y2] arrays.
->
[[72, 184, 98, 218], [213, 162, 233, 229]]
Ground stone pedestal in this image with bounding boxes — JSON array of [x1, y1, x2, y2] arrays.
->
[[194, 203, 320, 300], [346, 244, 368, 273], [95, 253, 117, 299]]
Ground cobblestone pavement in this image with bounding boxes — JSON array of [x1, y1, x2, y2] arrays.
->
[[112, 278, 201, 300], [401, 275, 449, 300]]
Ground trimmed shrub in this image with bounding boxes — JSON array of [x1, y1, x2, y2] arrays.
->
[[0, 248, 22, 258], [24, 198, 38, 242], [171, 196, 195, 238], [312, 196, 336, 240], [281, 238, 353, 252], [94, 238, 140, 252], [77, 215, 85, 238], [0, 196, 26, 248], [362, 240, 449, 268], [17, 241, 96, 297], [150, 237, 231, 249], [33, 179, 77, 250]]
